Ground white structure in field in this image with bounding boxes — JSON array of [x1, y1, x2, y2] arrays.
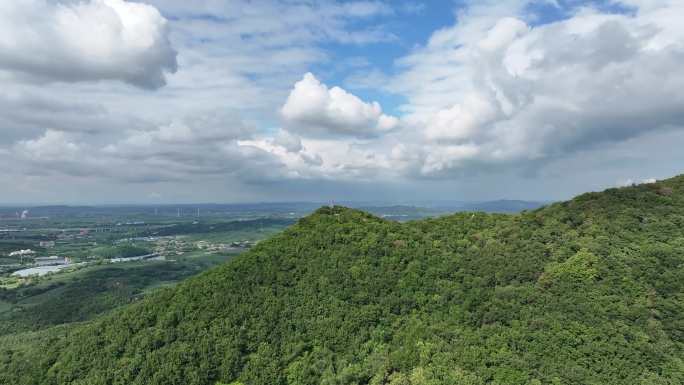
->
[[9, 249, 36, 257], [34, 256, 70, 266]]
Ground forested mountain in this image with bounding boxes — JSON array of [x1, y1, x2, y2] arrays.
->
[[2, 176, 684, 385]]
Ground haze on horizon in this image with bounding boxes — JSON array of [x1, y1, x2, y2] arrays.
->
[[1, 0, 684, 205]]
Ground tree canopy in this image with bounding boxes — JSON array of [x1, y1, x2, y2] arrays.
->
[[2, 176, 684, 384]]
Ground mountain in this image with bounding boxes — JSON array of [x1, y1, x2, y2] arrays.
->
[[2, 176, 684, 385], [356, 200, 548, 220], [456, 199, 548, 213]]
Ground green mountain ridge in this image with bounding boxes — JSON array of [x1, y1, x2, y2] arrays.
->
[[2, 176, 684, 384]]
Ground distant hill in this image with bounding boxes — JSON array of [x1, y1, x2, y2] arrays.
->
[[440, 199, 548, 213], [0, 200, 544, 222], [359, 200, 547, 218], [1, 177, 683, 385]]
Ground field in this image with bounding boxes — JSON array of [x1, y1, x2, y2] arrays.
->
[[0, 204, 300, 337]]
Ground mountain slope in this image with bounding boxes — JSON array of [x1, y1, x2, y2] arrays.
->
[[2, 177, 684, 385]]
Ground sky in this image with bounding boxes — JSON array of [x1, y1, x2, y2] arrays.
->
[[1, 0, 684, 204]]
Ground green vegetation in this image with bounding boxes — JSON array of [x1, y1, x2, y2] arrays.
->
[[143, 218, 294, 237], [0, 255, 237, 337], [87, 244, 152, 259], [2, 176, 684, 384], [0, 263, 194, 335], [0, 213, 290, 342]]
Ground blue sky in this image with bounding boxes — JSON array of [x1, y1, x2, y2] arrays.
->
[[314, 1, 458, 114], [311, 0, 637, 115], [0, 0, 684, 204]]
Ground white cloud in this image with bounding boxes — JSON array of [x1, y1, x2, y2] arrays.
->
[[272, 130, 303, 153], [15, 130, 79, 162], [146, 0, 395, 46], [115, 112, 254, 149], [7, 113, 284, 184], [98, 113, 277, 182], [0, 0, 410, 198], [386, 1, 684, 176], [242, 132, 401, 182], [425, 92, 503, 141], [10, 129, 107, 180], [420, 144, 482, 175], [0, 0, 177, 88], [3, 0, 684, 202], [237, 136, 319, 180], [281, 73, 399, 138]]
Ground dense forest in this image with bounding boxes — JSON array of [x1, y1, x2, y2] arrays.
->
[[0, 262, 217, 337], [1, 176, 684, 384]]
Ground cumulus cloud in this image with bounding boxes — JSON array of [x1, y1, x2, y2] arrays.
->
[[7, 113, 286, 183], [10, 129, 106, 179], [281, 73, 399, 138], [0, 0, 411, 199], [99, 113, 283, 182], [5, 0, 684, 202], [425, 92, 503, 142], [0, 0, 177, 88], [0, 91, 151, 147], [272, 130, 303, 153], [388, 1, 684, 176], [113, 112, 254, 149], [15, 130, 80, 162], [242, 133, 400, 181]]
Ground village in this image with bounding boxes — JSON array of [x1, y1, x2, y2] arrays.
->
[[1, 236, 255, 278]]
